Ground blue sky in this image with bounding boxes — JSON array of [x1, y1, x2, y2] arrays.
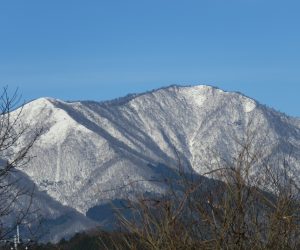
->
[[1, 1, 300, 116]]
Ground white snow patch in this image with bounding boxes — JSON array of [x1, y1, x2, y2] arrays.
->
[[55, 143, 61, 182], [38, 108, 92, 146], [242, 97, 256, 113], [179, 86, 211, 107]]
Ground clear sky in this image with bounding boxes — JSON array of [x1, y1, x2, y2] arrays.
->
[[1, 1, 300, 116]]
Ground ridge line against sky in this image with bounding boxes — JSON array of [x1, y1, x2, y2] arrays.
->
[[1, 1, 300, 117]]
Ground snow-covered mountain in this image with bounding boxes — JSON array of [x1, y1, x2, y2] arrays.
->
[[8, 85, 300, 242]]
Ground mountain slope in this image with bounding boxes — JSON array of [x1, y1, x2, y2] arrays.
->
[[1, 167, 97, 243]]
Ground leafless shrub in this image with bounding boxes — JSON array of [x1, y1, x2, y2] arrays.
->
[[112, 123, 300, 249], [0, 87, 42, 241]]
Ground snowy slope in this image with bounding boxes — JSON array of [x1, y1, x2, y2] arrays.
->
[[8, 85, 300, 241]]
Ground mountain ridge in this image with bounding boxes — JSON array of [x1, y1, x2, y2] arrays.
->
[[24, 84, 255, 109]]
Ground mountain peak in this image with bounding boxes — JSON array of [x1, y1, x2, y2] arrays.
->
[[143, 84, 221, 95]]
